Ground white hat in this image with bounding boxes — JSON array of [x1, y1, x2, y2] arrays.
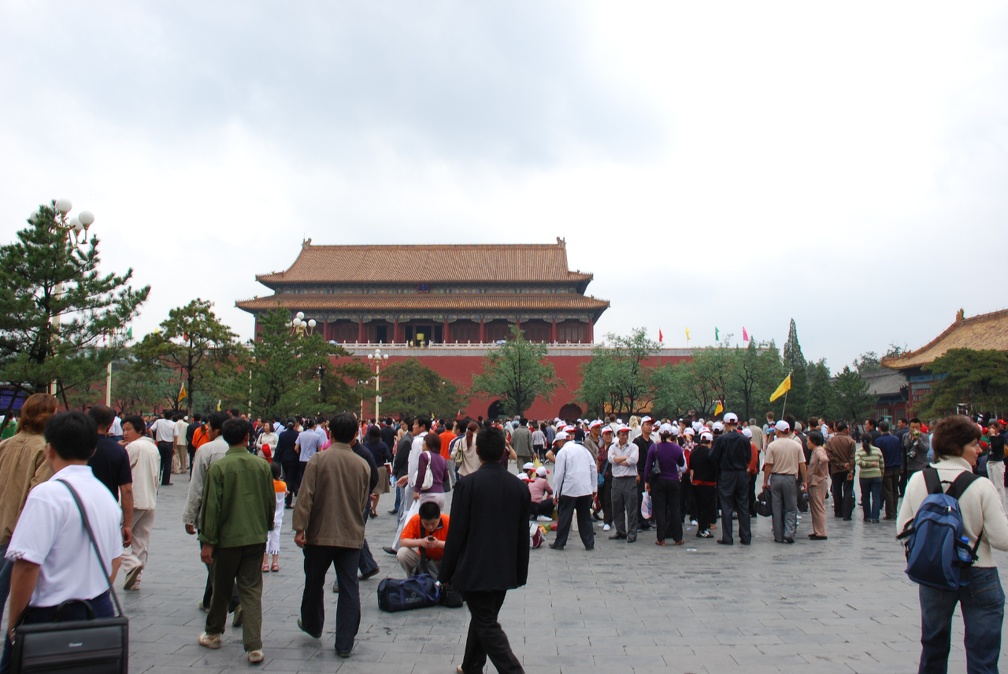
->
[[522, 462, 535, 471], [517, 473, 530, 481], [700, 431, 713, 442], [553, 431, 569, 444], [617, 418, 623, 425], [741, 427, 753, 439], [658, 422, 676, 436], [641, 416, 653, 424], [536, 466, 548, 477], [712, 421, 725, 432], [723, 412, 738, 424], [589, 420, 603, 430], [775, 420, 791, 433], [617, 425, 631, 434], [600, 426, 614, 435], [682, 427, 695, 436], [563, 425, 575, 433]]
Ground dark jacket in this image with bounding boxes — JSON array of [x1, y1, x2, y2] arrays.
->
[[351, 441, 380, 493], [711, 431, 751, 472], [275, 428, 299, 463], [392, 432, 412, 479], [439, 462, 531, 592]]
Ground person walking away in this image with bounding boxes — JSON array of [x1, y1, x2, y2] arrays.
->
[[197, 418, 273, 664], [689, 432, 718, 538], [150, 411, 176, 486], [855, 434, 883, 522], [805, 430, 829, 540], [762, 420, 806, 544], [897, 415, 1008, 673], [263, 461, 286, 572], [875, 421, 903, 519], [644, 423, 686, 546], [710, 413, 753, 545], [987, 420, 1006, 507], [439, 425, 530, 674], [824, 421, 856, 520], [548, 432, 597, 550], [293, 413, 371, 658]]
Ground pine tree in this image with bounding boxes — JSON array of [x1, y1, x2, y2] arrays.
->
[[781, 318, 809, 419]]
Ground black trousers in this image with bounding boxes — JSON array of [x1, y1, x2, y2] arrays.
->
[[460, 590, 524, 674], [531, 500, 554, 518], [301, 544, 361, 653], [157, 441, 173, 485], [281, 460, 300, 506], [554, 494, 594, 549], [830, 471, 855, 519], [693, 484, 717, 532], [651, 478, 682, 543], [717, 470, 751, 544]]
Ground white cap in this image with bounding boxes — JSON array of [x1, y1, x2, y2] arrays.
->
[[700, 432, 713, 442], [553, 431, 569, 444], [517, 473, 530, 481], [523, 462, 535, 471], [617, 426, 631, 434], [641, 416, 653, 424], [617, 418, 623, 425], [712, 421, 725, 432], [600, 426, 614, 435], [563, 425, 575, 433], [741, 427, 753, 439], [589, 420, 603, 430], [658, 422, 676, 436], [536, 466, 548, 477], [682, 427, 695, 436], [775, 420, 791, 433], [723, 412, 738, 424]]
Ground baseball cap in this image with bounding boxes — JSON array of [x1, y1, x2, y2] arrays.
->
[[617, 426, 631, 434], [517, 473, 530, 481], [553, 431, 569, 444], [775, 420, 790, 433], [522, 462, 535, 471], [536, 466, 548, 477], [712, 421, 725, 432], [700, 432, 713, 442], [682, 427, 695, 436], [741, 427, 753, 439], [601, 426, 614, 435], [641, 416, 653, 424], [723, 412, 738, 424], [658, 422, 676, 436], [588, 420, 603, 430]]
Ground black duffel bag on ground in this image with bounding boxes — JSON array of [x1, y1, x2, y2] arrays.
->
[[377, 573, 440, 612], [10, 480, 128, 673]]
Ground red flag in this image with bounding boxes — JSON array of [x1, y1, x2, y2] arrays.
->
[[742, 327, 749, 342], [658, 328, 664, 343]]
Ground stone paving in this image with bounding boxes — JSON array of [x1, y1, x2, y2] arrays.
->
[[17, 475, 1005, 673]]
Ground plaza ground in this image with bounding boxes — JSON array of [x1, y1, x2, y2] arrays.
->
[[21, 475, 1006, 673]]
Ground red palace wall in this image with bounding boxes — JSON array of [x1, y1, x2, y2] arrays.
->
[[338, 346, 692, 422]]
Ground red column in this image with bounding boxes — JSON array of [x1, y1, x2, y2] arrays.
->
[[587, 320, 593, 344], [443, 320, 450, 343], [551, 318, 558, 343], [358, 319, 365, 343], [393, 318, 400, 343], [479, 318, 486, 343]]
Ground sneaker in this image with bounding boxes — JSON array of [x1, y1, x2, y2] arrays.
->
[[198, 600, 208, 612], [690, 519, 698, 526], [198, 632, 222, 649], [247, 649, 264, 664], [536, 515, 553, 523], [602, 524, 611, 531], [697, 530, 713, 538], [124, 565, 143, 591], [232, 604, 243, 627]]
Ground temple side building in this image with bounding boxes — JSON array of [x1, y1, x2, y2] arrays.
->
[[237, 238, 609, 345]]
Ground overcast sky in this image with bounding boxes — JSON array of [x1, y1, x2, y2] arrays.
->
[[2, 1, 1006, 371]]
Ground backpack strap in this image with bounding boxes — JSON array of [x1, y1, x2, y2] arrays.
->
[[944, 470, 985, 558], [922, 467, 942, 495]]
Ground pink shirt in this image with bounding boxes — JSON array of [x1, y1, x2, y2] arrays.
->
[[527, 477, 553, 503]]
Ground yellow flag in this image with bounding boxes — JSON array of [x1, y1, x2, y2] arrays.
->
[[177, 381, 187, 403], [216, 399, 222, 411], [714, 400, 723, 416], [770, 374, 792, 402], [685, 327, 691, 342]]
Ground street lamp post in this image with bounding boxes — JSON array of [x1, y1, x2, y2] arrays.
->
[[367, 347, 388, 420], [46, 199, 95, 396]]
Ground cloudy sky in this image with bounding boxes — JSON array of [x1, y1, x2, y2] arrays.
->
[[2, 1, 1006, 370]]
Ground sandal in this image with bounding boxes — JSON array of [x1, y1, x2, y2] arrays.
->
[[271, 563, 280, 572], [261, 563, 269, 572]]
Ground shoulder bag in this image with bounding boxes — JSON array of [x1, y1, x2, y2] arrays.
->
[[10, 479, 129, 673]]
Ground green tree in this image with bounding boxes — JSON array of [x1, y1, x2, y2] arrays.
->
[[578, 353, 621, 418], [109, 355, 180, 415], [0, 201, 148, 428], [471, 325, 559, 418], [832, 365, 873, 422], [920, 349, 1008, 418], [782, 318, 808, 418], [381, 358, 467, 420], [727, 340, 787, 421], [133, 299, 239, 416], [805, 359, 836, 419], [578, 328, 659, 416]]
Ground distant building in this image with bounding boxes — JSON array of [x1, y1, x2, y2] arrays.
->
[[237, 238, 609, 345], [861, 369, 909, 422], [882, 308, 1008, 412]]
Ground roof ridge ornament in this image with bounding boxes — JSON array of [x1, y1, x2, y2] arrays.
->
[[302, 237, 312, 249]]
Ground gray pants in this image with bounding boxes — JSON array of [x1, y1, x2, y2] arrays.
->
[[769, 474, 798, 542], [611, 476, 639, 539]]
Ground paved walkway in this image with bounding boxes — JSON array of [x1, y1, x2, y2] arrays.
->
[[29, 475, 1006, 673]]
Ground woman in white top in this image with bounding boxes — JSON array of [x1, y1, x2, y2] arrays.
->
[[896, 415, 1008, 674]]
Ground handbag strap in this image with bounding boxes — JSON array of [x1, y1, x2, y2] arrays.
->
[[55, 479, 124, 618]]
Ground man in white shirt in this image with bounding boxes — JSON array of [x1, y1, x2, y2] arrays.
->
[[151, 411, 177, 486], [3, 411, 122, 669], [608, 426, 639, 543], [388, 417, 430, 553], [174, 414, 190, 474], [548, 432, 598, 551], [121, 415, 162, 591]]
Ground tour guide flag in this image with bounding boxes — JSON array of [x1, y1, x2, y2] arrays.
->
[[714, 400, 724, 416], [770, 373, 792, 402], [177, 381, 187, 403]]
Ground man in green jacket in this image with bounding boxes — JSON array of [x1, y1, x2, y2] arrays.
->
[[197, 417, 274, 664]]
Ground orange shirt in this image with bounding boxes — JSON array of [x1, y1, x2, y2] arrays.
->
[[192, 425, 209, 449], [439, 430, 455, 460], [748, 443, 760, 475], [273, 479, 287, 494], [401, 513, 450, 560]]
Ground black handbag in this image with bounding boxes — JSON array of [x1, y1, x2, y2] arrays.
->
[[756, 487, 772, 517], [9, 480, 129, 673], [377, 550, 441, 613]]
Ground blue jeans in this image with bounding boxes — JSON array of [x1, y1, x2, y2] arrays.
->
[[859, 477, 882, 521], [1, 590, 113, 673], [918, 566, 1004, 674]]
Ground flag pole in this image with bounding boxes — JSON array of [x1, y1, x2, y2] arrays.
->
[[781, 389, 788, 418]]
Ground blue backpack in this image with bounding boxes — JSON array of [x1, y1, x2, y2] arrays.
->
[[897, 468, 983, 590]]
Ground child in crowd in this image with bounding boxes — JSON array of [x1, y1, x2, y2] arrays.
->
[[263, 461, 286, 572]]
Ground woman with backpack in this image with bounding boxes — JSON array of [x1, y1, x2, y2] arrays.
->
[[896, 415, 1008, 674]]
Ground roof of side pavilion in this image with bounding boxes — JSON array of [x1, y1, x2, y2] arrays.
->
[[254, 239, 593, 289], [882, 308, 1008, 370]]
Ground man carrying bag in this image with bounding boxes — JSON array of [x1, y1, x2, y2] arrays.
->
[[2, 411, 128, 673]]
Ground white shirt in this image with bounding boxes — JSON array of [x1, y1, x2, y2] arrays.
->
[[6, 465, 122, 606], [552, 442, 597, 498], [407, 432, 428, 487], [109, 416, 123, 437], [126, 437, 161, 510], [151, 418, 175, 443], [174, 419, 189, 444], [183, 436, 229, 526], [296, 429, 323, 462], [608, 441, 639, 478]]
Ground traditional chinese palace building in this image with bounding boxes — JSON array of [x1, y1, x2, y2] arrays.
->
[[238, 239, 691, 419], [237, 239, 609, 345]]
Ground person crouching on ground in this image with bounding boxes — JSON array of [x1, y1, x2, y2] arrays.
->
[[527, 466, 554, 521], [396, 501, 449, 576]]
